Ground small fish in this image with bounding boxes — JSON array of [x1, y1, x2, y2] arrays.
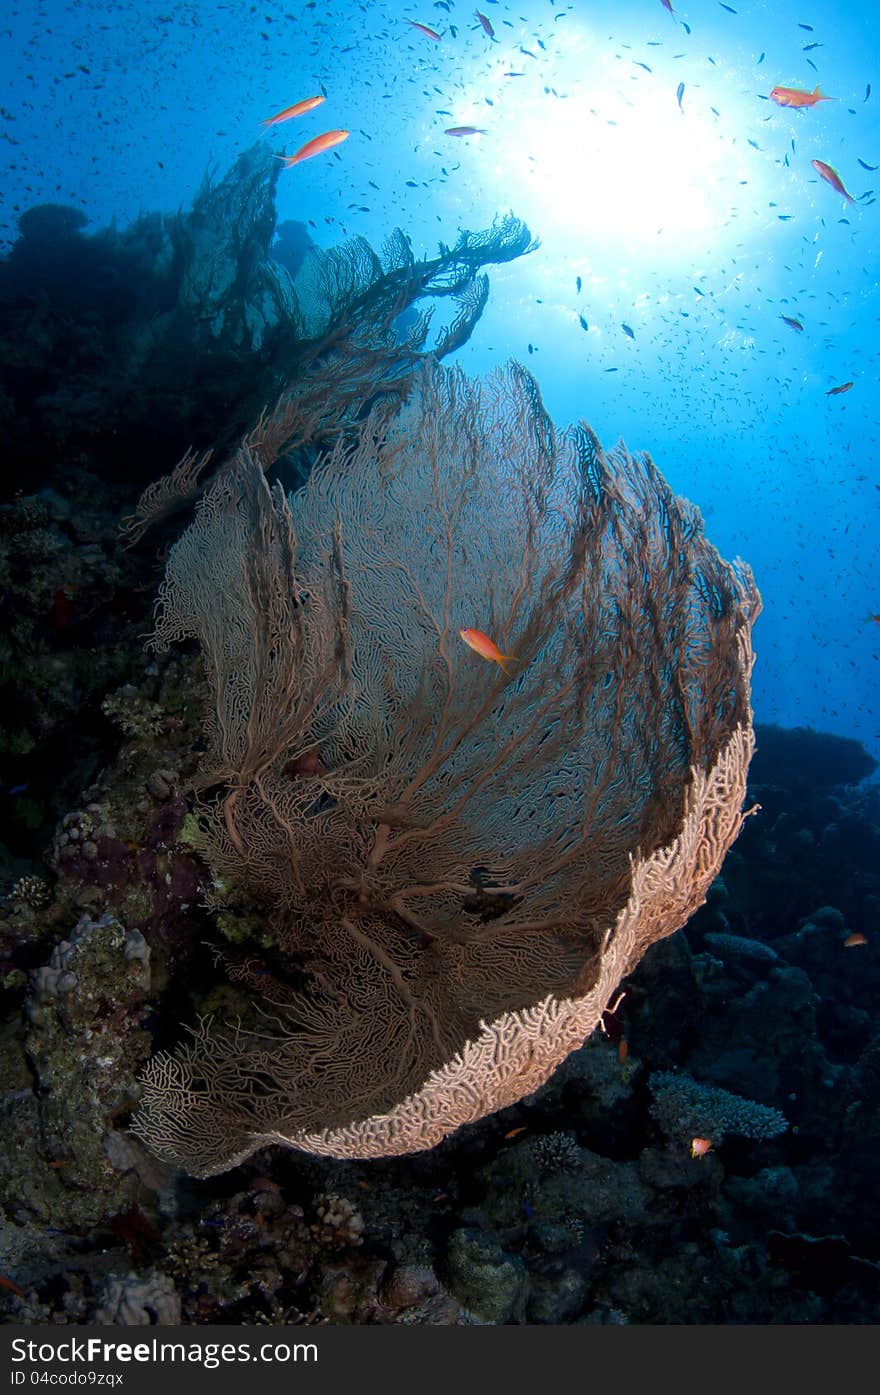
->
[[676, 81, 685, 111], [278, 129, 350, 166], [578, 313, 589, 331], [858, 158, 878, 170], [780, 315, 804, 331], [691, 1137, 714, 1158], [406, 18, 441, 40], [719, 2, 737, 11], [460, 627, 518, 676], [618, 1039, 629, 1065], [0, 1274, 26, 1299], [870, 614, 880, 625], [504, 1125, 528, 1139], [825, 381, 854, 395], [576, 275, 582, 292], [475, 9, 494, 38], [261, 94, 325, 127], [444, 125, 486, 136], [659, 0, 675, 12], [811, 159, 856, 204], [621, 323, 635, 338], [865, 84, 872, 102], [769, 84, 833, 109], [844, 932, 868, 947]]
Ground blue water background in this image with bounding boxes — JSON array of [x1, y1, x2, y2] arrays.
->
[[2, 0, 878, 757]]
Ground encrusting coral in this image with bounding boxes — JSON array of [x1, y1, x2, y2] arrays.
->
[[132, 357, 760, 1174]]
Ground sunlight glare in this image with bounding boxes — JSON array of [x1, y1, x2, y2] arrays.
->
[[470, 54, 757, 258]]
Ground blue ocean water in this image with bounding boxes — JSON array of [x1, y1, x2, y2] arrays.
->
[[2, 0, 877, 757]]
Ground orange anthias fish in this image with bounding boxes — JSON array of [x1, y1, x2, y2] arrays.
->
[[769, 84, 833, 109], [844, 932, 868, 947], [475, 9, 495, 37], [459, 627, 518, 676], [406, 18, 442, 40], [277, 130, 350, 167], [261, 94, 325, 127], [690, 1137, 714, 1159], [825, 381, 854, 395], [811, 159, 856, 204]]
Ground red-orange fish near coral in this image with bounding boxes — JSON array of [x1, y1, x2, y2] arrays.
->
[[825, 381, 854, 395], [769, 84, 833, 109], [277, 129, 349, 167], [811, 159, 856, 204], [406, 18, 441, 40], [459, 627, 518, 676], [844, 932, 868, 947], [690, 1137, 714, 1159], [261, 94, 325, 127]]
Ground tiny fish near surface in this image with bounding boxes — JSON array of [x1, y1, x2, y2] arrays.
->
[[475, 9, 494, 38], [406, 18, 442, 41], [811, 159, 856, 204]]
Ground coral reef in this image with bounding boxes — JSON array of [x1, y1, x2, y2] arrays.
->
[[0, 144, 535, 497], [1, 138, 879, 1326]]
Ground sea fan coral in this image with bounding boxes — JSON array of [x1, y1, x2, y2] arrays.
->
[[132, 359, 760, 1174]]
